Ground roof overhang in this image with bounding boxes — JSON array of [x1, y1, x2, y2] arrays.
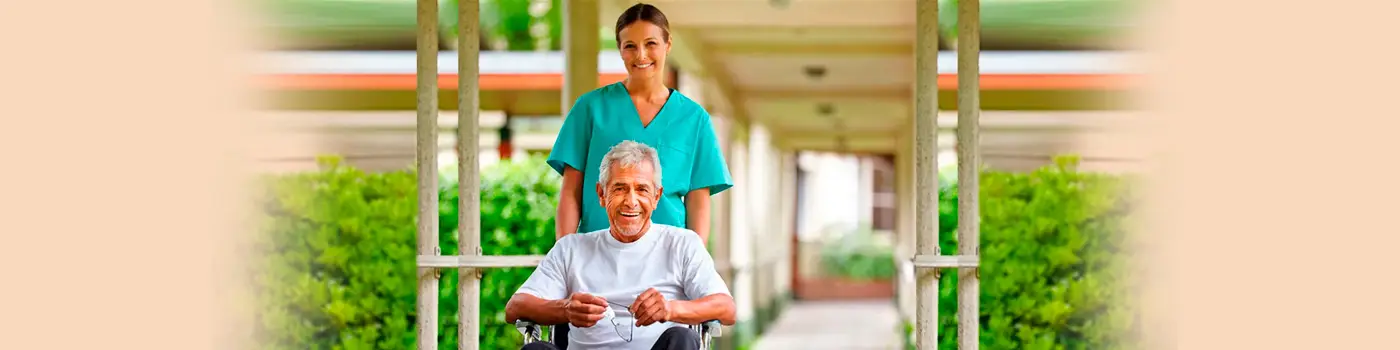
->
[[258, 50, 1138, 114]]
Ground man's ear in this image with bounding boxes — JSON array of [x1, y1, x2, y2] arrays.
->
[[596, 183, 605, 206]]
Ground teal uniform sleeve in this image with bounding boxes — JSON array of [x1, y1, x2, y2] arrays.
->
[[688, 115, 734, 196], [547, 100, 591, 176]]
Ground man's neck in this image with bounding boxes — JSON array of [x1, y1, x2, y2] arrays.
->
[[609, 222, 652, 243]]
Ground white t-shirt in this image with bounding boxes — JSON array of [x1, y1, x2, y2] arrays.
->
[[515, 224, 730, 350]]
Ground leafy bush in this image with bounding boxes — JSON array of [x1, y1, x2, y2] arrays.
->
[[251, 155, 560, 350], [818, 227, 897, 280], [920, 156, 1139, 349]]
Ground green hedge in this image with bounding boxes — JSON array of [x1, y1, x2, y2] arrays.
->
[[911, 156, 1138, 349], [251, 156, 559, 350], [819, 227, 897, 281]]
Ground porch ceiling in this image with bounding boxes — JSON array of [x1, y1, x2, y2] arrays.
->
[[605, 0, 1139, 154], [257, 0, 1141, 157]]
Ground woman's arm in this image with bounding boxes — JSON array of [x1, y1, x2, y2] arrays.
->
[[685, 188, 712, 245], [556, 166, 585, 239]]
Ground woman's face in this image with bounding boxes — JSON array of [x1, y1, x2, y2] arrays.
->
[[617, 21, 670, 81]]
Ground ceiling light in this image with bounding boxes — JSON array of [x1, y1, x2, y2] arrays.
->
[[803, 65, 827, 80]]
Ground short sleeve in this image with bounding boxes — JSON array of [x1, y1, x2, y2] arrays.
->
[[546, 98, 592, 176], [515, 238, 572, 300], [688, 115, 733, 195], [681, 234, 731, 300]]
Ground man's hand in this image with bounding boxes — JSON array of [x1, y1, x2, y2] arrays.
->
[[564, 293, 608, 328], [629, 288, 674, 327]]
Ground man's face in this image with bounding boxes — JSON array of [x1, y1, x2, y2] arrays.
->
[[597, 161, 662, 238]]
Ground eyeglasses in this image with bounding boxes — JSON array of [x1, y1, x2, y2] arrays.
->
[[606, 300, 633, 342]]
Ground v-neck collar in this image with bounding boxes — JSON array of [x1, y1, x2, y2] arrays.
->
[[615, 82, 677, 133]]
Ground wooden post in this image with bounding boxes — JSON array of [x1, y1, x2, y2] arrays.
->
[[914, 0, 941, 349], [562, 0, 599, 112], [415, 0, 440, 348], [457, 1, 481, 349], [956, 0, 981, 349]]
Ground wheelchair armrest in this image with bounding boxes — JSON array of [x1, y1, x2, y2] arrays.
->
[[514, 319, 548, 343], [701, 320, 723, 337]]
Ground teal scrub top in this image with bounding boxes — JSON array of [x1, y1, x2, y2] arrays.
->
[[547, 82, 734, 234]]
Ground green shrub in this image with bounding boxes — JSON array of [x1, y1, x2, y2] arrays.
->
[[251, 155, 560, 350], [919, 156, 1138, 349], [818, 227, 897, 280]]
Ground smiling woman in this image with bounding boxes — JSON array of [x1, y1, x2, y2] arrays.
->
[[547, 3, 734, 245]]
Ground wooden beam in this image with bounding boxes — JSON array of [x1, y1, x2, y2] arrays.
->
[[911, 255, 980, 268], [260, 73, 629, 91], [776, 136, 899, 153], [418, 255, 545, 268], [713, 42, 911, 56], [770, 124, 1093, 141], [765, 110, 1134, 140], [745, 87, 910, 101]]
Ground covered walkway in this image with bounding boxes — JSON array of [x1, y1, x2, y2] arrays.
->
[[751, 300, 903, 350], [252, 0, 1143, 349]]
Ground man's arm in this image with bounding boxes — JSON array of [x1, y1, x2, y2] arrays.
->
[[505, 293, 570, 324], [679, 232, 737, 326], [667, 293, 736, 325], [506, 293, 608, 327]]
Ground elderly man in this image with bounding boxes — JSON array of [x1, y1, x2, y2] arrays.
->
[[505, 140, 736, 350]]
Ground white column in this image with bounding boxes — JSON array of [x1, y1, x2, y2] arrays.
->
[[895, 128, 916, 327], [712, 113, 732, 273], [456, 1, 482, 349], [777, 151, 798, 298], [415, 0, 441, 348], [758, 126, 780, 312], [744, 122, 770, 322], [729, 122, 754, 325], [955, 0, 982, 348], [750, 125, 771, 313], [858, 156, 875, 226], [914, 0, 941, 348]]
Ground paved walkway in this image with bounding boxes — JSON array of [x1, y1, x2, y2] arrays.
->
[[750, 299, 904, 350]]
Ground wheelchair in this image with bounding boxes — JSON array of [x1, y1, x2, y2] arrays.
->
[[515, 318, 723, 350]]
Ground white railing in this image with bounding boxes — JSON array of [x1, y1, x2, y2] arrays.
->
[[913, 0, 983, 349]]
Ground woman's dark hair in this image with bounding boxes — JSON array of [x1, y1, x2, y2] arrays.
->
[[614, 3, 671, 47]]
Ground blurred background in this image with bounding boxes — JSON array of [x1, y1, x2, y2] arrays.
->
[[250, 0, 1145, 349]]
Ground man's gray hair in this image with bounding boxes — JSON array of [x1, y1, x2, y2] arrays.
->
[[598, 140, 663, 187]]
